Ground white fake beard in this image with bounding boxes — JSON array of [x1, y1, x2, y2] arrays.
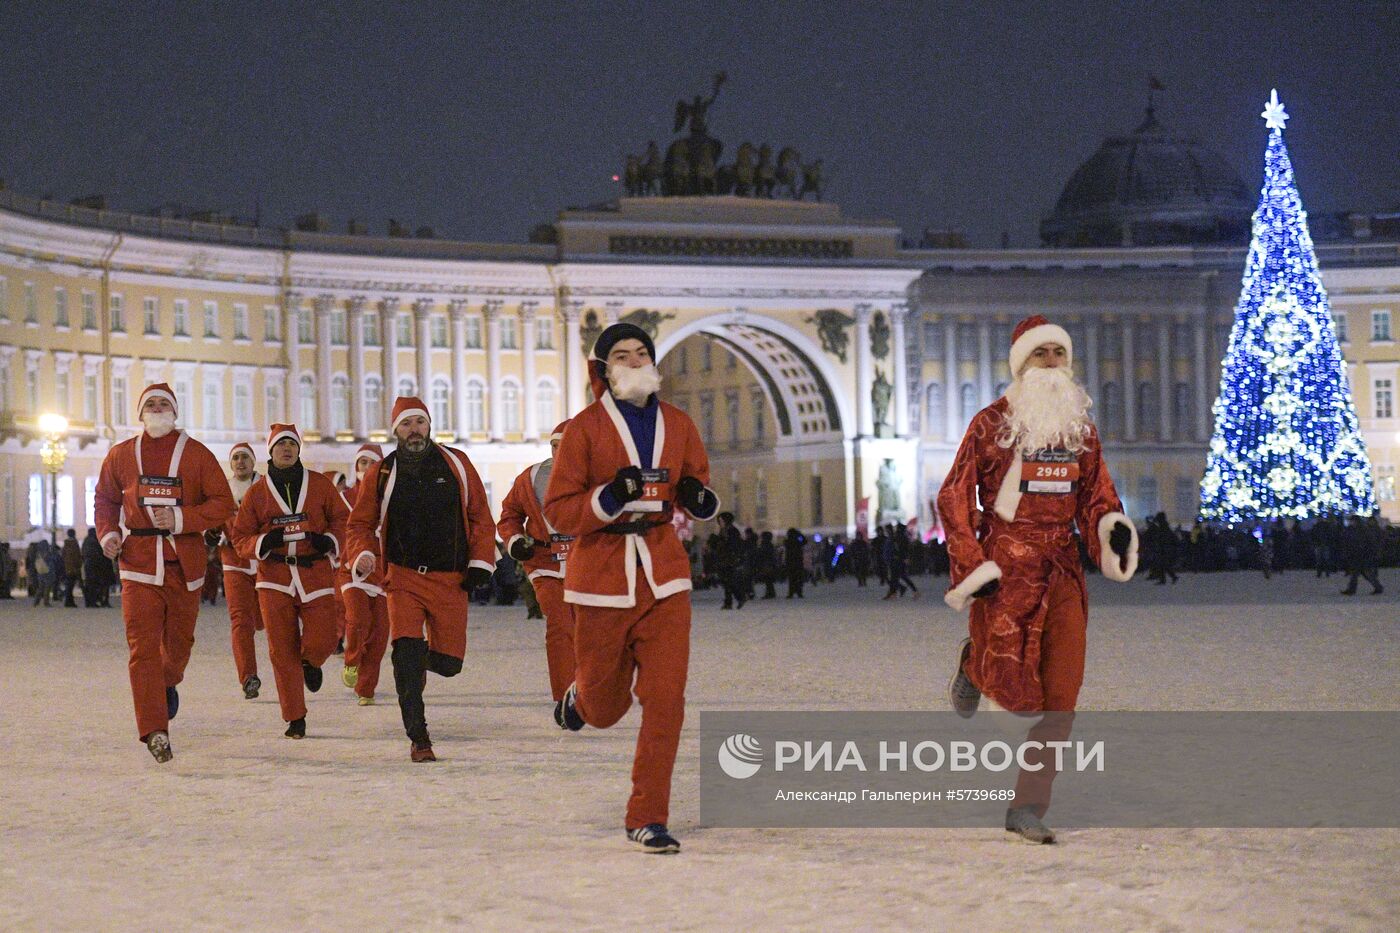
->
[[998, 366, 1093, 456], [229, 474, 257, 505], [608, 363, 662, 405], [141, 411, 177, 438]]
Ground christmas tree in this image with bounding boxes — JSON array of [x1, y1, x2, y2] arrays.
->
[[1199, 90, 1376, 524]]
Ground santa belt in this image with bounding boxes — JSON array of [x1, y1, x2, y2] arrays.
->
[[600, 519, 670, 535], [267, 553, 325, 567], [127, 528, 172, 537]]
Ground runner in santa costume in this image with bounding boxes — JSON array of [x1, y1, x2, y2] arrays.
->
[[93, 383, 235, 762], [498, 419, 575, 703], [346, 397, 496, 762], [937, 314, 1138, 843], [338, 444, 390, 706], [230, 423, 350, 739], [544, 322, 719, 854], [325, 469, 351, 654], [205, 441, 265, 700]]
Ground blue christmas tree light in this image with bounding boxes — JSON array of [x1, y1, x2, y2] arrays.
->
[[1199, 90, 1376, 524]]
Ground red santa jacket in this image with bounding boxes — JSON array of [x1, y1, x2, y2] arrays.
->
[[345, 444, 496, 581], [230, 466, 349, 603], [543, 393, 715, 609], [498, 460, 569, 582], [335, 482, 384, 597], [94, 429, 235, 591], [936, 397, 1138, 612], [217, 473, 259, 576]]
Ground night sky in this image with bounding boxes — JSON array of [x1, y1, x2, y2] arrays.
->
[[0, 1, 1395, 248]]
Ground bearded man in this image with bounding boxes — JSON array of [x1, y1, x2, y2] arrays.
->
[[936, 315, 1138, 844]]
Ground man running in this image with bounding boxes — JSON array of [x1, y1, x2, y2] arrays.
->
[[207, 441, 265, 699], [338, 444, 390, 705]]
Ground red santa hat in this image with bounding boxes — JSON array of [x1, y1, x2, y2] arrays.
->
[[1008, 315, 1073, 376], [324, 470, 347, 488], [267, 423, 302, 455], [228, 441, 256, 463], [390, 396, 430, 433], [354, 442, 383, 463], [550, 420, 570, 442], [137, 382, 178, 419]]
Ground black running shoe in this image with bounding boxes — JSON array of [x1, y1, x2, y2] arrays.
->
[[626, 824, 680, 854], [302, 660, 323, 693], [146, 731, 173, 763], [166, 686, 180, 720], [284, 717, 306, 739], [554, 683, 585, 731], [242, 675, 261, 700]]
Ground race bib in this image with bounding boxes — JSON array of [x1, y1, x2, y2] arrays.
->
[[626, 468, 672, 513], [549, 533, 575, 562], [1019, 450, 1080, 495], [270, 512, 309, 542], [138, 475, 183, 507]]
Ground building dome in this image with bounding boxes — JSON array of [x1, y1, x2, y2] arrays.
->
[[1041, 106, 1253, 247]]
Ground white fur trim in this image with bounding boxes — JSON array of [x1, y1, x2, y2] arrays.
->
[[1097, 511, 1138, 582], [170, 506, 184, 536], [350, 550, 376, 582], [992, 450, 1022, 522], [1009, 323, 1073, 376], [944, 560, 1002, 612], [505, 533, 527, 556], [100, 531, 121, 550], [591, 484, 625, 523], [468, 559, 495, 574], [138, 386, 177, 418], [267, 428, 300, 454], [682, 483, 721, 521], [390, 407, 430, 432]]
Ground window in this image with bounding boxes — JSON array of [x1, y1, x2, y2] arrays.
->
[[1332, 312, 1349, 344], [465, 380, 485, 432], [726, 348, 737, 370], [396, 313, 413, 347], [29, 474, 43, 527], [431, 315, 448, 348], [676, 346, 688, 374], [1375, 466, 1396, 503], [234, 383, 252, 429], [331, 310, 347, 345], [1136, 382, 1157, 433], [1133, 324, 1153, 362], [203, 301, 218, 338], [702, 342, 713, 372], [699, 393, 715, 443], [83, 373, 98, 421], [535, 317, 554, 349], [109, 294, 125, 332], [925, 383, 944, 436], [1173, 383, 1193, 437], [755, 474, 769, 523], [203, 378, 222, 429], [1100, 323, 1121, 360], [501, 317, 518, 350], [143, 297, 159, 335], [726, 390, 740, 446], [297, 310, 314, 344], [173, 379, 192, 419], [1175, 477, 1199, 523], [54, 288, 69, 327], [810, 474, 823, 525], [397, 376, 416, 399], [173, 299, 189, 336], [233, 304, 249, 340], [1100, 382, 1121, 439], [298, 375, 317, 429], [535, 381, 557, 432], [922, 320, 944, 357], [82, 291, 97, 330], [1371, 310, 1392, 343], [362, 310, 380, 346], [502, 380, 521, 432], [331, 375, 350, 433], [753, 390, 766, 443], [263, 305, 280, 343], [1136, 476, 1159, 516], [23, 282, 37, 324], [264, 382, 283, 424], [56, 369, 69, 414], [26, 366, 39, 411], [364, 376, 383, 431], [85, 476, 98, 528], [55, 475, 73, 527], [959, 383, 977, 426], [1375, 379, 1394, 419], [956, 323, 977, 362], [112, 375, 128, 425], [430, 379, 451, 426], [465, 316, 482, 349]]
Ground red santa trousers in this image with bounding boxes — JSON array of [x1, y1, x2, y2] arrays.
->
[[343, 586, 390, 698], [385, 566, 468, 660], [333, 588, 347, 640], [223, 569, 263, 685], [122, 562, 201, 740], [257, 589, 339, 722], [533, 576, 575, 702], [573, 585, 690, 830]]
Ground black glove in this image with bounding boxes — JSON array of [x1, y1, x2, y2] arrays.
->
[[307, 533, 335, 555], [676, 476, 714, 514], [508, 537, 537, 561], [203, 529, 221, 548], [971, 578, 1000, 600], [258, 529, 285, 557], [606, 466, 645, 505], [462, 566, 493, 591], [1109, 521, 1133, 559]]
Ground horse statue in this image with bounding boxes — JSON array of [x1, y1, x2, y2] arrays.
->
[[623, 154, 643, 197], [729, 141, 756, 196], [799, 158, 824, 202], [776, 147, 802, 199], [754, 143, 776, 198], [641, 141, 662, 195], [664, 137, 692, 195], [694, 144, 718, 195]]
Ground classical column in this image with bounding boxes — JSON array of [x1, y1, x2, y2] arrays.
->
[[284, 291, 302, 429], [564, 300, 584, 416], [1121, 319, 1137, 442], [1157, 319, 1173, 442], [413, 298, 433, 418], [890, 302, 910, 436], [605, 300, 623, 325], [380, 297, 400, 415], [449, 299, 469, 439], [313, 295, 334, 435], [854, 303, 873, 437], [976, 320, 993, 406], [521, 300, 539, 439], [485, 299, 504, 440], [1083, 316, 1100, 408], [1193, 316, 1210, 440], [347, 296, 366, 439], [943, 318, 960, 442]]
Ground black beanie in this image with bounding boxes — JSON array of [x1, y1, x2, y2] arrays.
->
[[591, 322, 655, 363]]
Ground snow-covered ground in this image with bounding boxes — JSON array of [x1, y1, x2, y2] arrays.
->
[[2, 571, 1397, 931]]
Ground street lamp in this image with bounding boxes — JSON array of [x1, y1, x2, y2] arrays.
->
[[38, 413, 69, 547]]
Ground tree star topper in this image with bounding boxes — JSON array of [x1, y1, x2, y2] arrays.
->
[[1261, 88, 1289, 132]]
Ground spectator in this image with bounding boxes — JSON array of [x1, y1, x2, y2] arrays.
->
[[60, 529, 82, 607], [783, 528, 806, 599]]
